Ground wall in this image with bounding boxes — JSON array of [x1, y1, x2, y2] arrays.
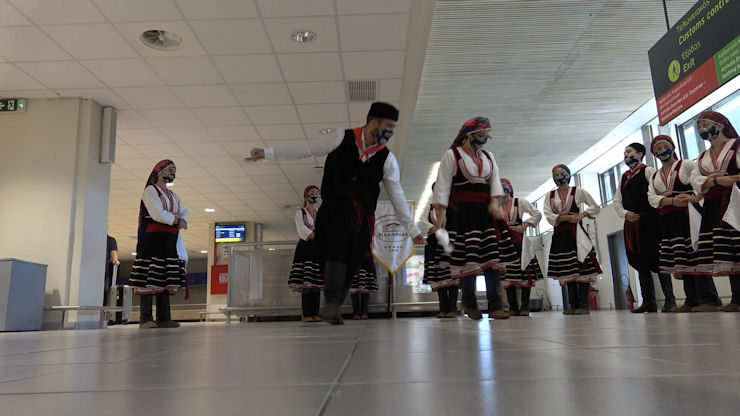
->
[[0, 98, 110, 328]]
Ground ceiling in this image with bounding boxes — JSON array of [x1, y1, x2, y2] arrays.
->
[[0, 0, 699, 260]]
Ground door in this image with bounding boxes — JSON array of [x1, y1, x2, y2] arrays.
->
[[607, 231, 629, 310]]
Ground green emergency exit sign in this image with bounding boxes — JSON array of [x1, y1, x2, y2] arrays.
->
[[0, 98, 27, 112]]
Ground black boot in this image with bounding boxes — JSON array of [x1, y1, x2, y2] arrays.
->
[[360, 293, 370, 319], [505, 286, 519, 316], [520, 287, 531, 316], [632, 271, 657, 313], [564, 282, 578, 314], [436, 289, 447, 318], [311, 290, 322, 320], [447, 286, 459, 317], [658, 273, 676, 312], [301, 292, 312, 321], [574, 283, 590, 315], [320, 261, 347, 325], [350, 293, 361, 320]]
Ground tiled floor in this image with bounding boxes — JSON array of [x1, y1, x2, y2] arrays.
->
[[1, 311, 739, 415]]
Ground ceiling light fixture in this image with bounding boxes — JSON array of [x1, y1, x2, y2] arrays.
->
[[200, 250, 208, 254], [291, 30, 316, 44], [413, 162, 441, 224], [319, 128, 334, 135], [131, 252, 137, 255], [204, 208, 215, 213]]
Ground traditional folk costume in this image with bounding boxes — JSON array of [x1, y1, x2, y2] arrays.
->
[[420, 194, 459, 318], [349, 255, 377, 320], [130, 159, 188, 328], [614, 143, 676, 313], [647, 135, 720, 312], [288, 186, 324, 322], [264, 102, 421, 324], [499, 179, 543, 316], [690, 111, 740, 312], [432, 117, 517, 320], [544, 164, 601, 315]]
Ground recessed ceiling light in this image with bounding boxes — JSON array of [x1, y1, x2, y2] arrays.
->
[[200, 250, 208, 254], [291, 30, 316, 44], [140, 29, 183, 51], [204, 208, 215, 212], [131, 252, 137, 255], [319, 128, 334, 135], [268, 248, 276, 251]]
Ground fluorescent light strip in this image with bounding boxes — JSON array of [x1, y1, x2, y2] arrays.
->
[[413, 161, 441, 224]]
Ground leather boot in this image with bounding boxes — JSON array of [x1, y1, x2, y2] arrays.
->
[[574, 283, 591, 315], [566, 282, 579, 312], [437, 288, 447, 318], [360, 293, 369, 319], [301, 292, 312, 320], [319, 261, 347, 325], [505, 286, 519, 316], [632, 272, 657, 313], [658, 273, 676, 312], [351, 293, 361, 319], [520, 287, 531, 315]]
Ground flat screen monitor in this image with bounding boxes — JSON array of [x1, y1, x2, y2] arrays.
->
[[214, 223, 245, 243]]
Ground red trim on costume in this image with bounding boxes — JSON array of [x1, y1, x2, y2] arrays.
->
[[354, 126, 386, 162], [145, 222, 179, 234]]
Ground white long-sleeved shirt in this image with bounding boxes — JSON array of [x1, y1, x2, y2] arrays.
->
[[502, 197, 542, 227], [432, 147, 504, 207], [613, 166, 656, 218], [690, 138, 739, 192], [647, 159, 697, 208], [142, 184, 189, 226], [544, 187, 600, 226], [294, 208, 316, 241], [418, 205, 438, 235], [264, 128, 421, 238]]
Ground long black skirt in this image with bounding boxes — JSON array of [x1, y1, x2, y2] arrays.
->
[[424, 233, 458, 291], [130, 224, 185, 294], [657, 206, 699, 277], [350, 253, 378, 293], [695, 187, 740, 275], [288, 239, 324, 291], [502, 231, 544, 288], [547, 222, 601, 285]]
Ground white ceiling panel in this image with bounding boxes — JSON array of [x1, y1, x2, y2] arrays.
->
[[255, 124, 306, 140], [81, 59, 164, 87], [117, 128, 171, 145], [256, 0, 334, 17], [160, 126, 216, 143], [278, 53, 343, 82], [288, 81, 345, 104], [296, 103, 349, 123], [114, 157, 160, 172], [114, 21, 206, 57], [172, 85, 239, 107], [336, 0, 412, 15], [18, 61, 103, 89], [301, 123, 347, 138], [0, 1, 30, 26], [220, 140, 263, 156], [142, 108, 202, 127], [135, 143, 189, 159], [114, 110, 153, 129], [42, 24, 138, 59], [112, 144, 144, 159], [206, 166, 247, 177], [231, 83, 293, 106], [179, 142, 229, 157], [0, 64, 46, 90], [0, 27, 71, 61], [92, 0, 183, 22], [113, 86, 186, 109], [197, 155, 241, 167], [379, 78, 403, 102], [147, 56, 224, 85], [10, 0, 106, 24], [244, 105, 299, 124], [194, 106, 251, 126], [190, 19, 272, 55], [342, 51, 405, 79], [176, 0, 258, 19], [0, 89, 58, 98], [338, 14, 409, 51], [212, 55, 284, 83], [57, 88, 131, 110], [264, 17, 339, 53], [347, 102, 373, 123], [208, 125, 260, 141]]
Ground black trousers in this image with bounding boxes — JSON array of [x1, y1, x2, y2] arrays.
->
[[351, 292, 370, 315], [140, 292, 171, 322], [505, 286, 532, 313], [436, 286, 459, 313], [460, 268, 503, 311], [636, 268, 657, 307], [566, 282, 590, 310], [730, 274, 740, 305], [301, 288, 321, 317]]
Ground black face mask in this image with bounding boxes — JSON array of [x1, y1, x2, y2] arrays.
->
[[306, 195, 319, 204], [699, 126, 720, 140], [656, 147, 673, 162], [375, 128, 394, 145], [163, 174, 175, 183], [624, 155, 640, 169]]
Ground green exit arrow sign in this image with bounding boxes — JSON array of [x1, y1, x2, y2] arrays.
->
[[0, 98, 27, 113]]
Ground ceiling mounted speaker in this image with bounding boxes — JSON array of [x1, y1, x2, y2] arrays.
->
[[346, 80, 377, 102], [140, 29, 183, 51]]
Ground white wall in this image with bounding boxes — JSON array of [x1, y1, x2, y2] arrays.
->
[[0, 98, 110, 328]]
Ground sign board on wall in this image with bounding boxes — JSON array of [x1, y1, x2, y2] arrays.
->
[[648, 0, 740, 125], [372, 201, 415, 274]]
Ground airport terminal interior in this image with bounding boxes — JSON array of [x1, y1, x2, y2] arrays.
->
[[1, 0, 739, 414]]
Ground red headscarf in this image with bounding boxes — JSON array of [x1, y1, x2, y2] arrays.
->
[[451, 116, 492, 148], [697, 110, 739, 139], [139, 159, 175, 225], [650, 135, 675, 154], [500, 178, 514, 198], [303, 185, 320, 207]]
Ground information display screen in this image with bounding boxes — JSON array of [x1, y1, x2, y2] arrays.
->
[[215, 224, 245, 243]]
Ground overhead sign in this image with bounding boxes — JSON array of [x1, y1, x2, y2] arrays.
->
[[648, 0, 740, 125], [0, 98, 26, 112]]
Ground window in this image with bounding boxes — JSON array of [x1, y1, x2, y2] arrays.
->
[[677, 88, 740, 160], [598, 162, 627, 206]]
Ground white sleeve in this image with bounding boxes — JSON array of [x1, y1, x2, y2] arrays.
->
[[543, 193, 558, 226], [576, 187, 600, 217], [680, 159, 699, 193], [174, 192, 189, 222], [612, 184, 627, 218], [647, 171, 662, 209], [142, 185, 176, 225], [487, 152, 505, 198], [383, 153, 422, 238], [294, 210, 313, 240], [264, 129, 343, 161], [418, 205, 435, 235], [432, 149, 456, 207], [519, 199, 542, 226], [690, 155, 710, 192]]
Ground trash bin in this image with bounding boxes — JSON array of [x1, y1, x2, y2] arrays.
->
[[0, 258, 47, 331]]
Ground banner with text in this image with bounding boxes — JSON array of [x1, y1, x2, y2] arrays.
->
[[372, 201, 415, 274], [648, 0, 740, 125]]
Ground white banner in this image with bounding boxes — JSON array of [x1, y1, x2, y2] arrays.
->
[[372, 201, 415, 274]]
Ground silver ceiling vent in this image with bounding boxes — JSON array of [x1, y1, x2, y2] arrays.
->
[[140, 30, 183, 51], [346, 80, 377, 102]]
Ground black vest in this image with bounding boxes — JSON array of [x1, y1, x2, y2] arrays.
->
[[620, 166, 654, 213], [320, 129, 389, 214]]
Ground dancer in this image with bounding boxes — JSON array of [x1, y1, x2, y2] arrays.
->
[[288, 186, 323, 322]]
